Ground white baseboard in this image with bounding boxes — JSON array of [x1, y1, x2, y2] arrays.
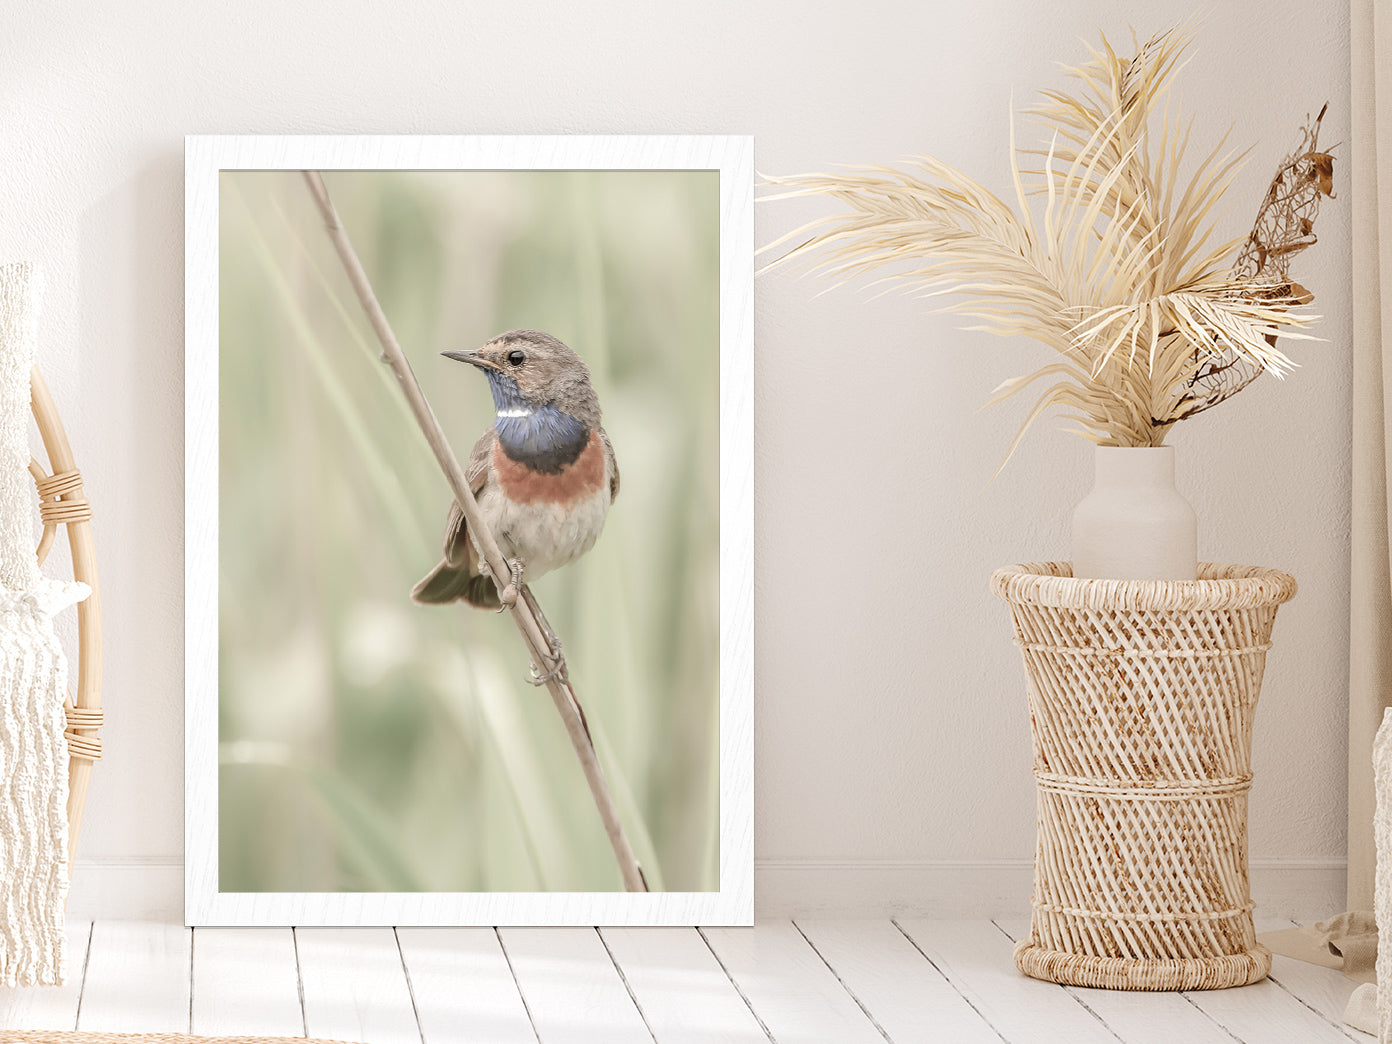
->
[[63, 857, 1349, 924], [67, 858, 183, 922], [1248, 860, 1349, 920], [755, 860, 1037, 919], [753, 859, 1349, 922]]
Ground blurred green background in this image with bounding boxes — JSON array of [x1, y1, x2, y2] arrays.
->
[[217, 169, 720, 893]]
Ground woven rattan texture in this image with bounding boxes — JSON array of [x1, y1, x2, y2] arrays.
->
[[992, 562, 1296, 991]]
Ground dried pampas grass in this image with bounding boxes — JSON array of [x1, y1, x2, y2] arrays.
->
[[762, 26, 1333, 459]]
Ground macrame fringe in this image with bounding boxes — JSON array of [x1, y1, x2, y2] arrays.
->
[[0, 606, 70, 987]]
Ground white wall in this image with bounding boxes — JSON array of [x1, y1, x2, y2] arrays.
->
[[3, 0, 1352, 919]]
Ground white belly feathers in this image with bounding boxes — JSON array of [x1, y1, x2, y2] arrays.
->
[[474, 480, 612, 581]]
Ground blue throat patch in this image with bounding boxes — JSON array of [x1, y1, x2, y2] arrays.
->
[[485, 371, 589, 474]]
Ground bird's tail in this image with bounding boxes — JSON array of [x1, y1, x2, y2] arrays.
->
[[410, 560, 502, 608]]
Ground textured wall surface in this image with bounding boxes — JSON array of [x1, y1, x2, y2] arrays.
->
[[1, 0, 1353, 917]]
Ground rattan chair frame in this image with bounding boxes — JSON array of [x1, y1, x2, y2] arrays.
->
[[26, 365, 101, 875]]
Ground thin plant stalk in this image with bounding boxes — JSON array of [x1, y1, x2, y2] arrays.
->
[[301, 170, 649, 893]]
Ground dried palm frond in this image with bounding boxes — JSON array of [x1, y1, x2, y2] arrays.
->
[[762, 26, 1328, 455], [1179, 104, 1336, 418]]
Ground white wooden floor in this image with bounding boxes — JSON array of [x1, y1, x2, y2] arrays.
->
[[0, 919, 1371, 1043]]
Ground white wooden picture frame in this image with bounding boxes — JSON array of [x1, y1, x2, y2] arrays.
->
[[185, 135, 753, 926]]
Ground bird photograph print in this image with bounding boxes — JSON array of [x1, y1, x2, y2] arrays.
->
[[216, 168, 720, 894]]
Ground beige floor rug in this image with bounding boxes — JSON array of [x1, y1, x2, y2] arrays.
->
[[0, 1034, 367, 1044], [1258, 911, 1378, 985]]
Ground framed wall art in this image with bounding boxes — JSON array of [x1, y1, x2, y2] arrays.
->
[[185, 135, 753, 925]]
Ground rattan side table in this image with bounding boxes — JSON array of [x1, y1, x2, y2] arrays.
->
[[991, 562, 1297, 991]]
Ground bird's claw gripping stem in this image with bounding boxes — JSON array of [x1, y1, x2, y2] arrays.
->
[[527, 647, 569, 687], [482, 557, 526, 611], [521, 583, 569, 687]]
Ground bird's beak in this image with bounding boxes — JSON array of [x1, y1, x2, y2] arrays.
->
[[441, 349, 498, 372]]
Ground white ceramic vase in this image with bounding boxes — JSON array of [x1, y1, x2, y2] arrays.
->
[[1071, 445, 1198, 581]]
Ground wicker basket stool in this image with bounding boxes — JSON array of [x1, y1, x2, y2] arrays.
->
[[991, 562, 1297, 991]]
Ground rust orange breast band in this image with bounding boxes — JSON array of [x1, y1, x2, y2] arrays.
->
[[493, 430, 606, 506]]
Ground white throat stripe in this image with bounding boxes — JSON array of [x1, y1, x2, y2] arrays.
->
[[497, 407, 533, 419]]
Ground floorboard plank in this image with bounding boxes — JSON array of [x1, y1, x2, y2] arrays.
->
[[296, 927, 420, 1044], [701, 922, 882, 1044], [1266, 955, 1365, 1042], [795, 919, 1002, 1044], [993, 918, 1235, 1044], [1162, 918, 1357, 1044], [190, 927, 303, 1037], [396, 928, 536, 1044], [895, 919, 1117, 1044], [0, 921, 90, 1030], [600, 927, 767, 1043], [77, 921, 190, 1033], [1257, 919, 1364, 1041], [1183, 978, 1354, 1044], [498, 928, 649, 1044]]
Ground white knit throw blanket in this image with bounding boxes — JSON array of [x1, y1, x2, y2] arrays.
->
[[0, 263, 88, 987]]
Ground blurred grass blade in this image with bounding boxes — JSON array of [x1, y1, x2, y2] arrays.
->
[[227, 180, 429, 555], [438, 646, 568, 890], [302, 764, 426, 891], [591, 722, 666, 891]]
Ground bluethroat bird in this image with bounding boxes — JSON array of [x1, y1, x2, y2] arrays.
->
[[411, 330, 619, 676]]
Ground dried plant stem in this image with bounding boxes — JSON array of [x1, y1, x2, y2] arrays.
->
[[301, 171, 649, 893]]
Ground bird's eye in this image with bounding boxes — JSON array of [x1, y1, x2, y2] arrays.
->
[[507, 350, 526, 367]]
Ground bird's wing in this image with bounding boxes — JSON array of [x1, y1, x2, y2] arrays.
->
[[599, 427, 620, 504], [442, 426, 496, 566]]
